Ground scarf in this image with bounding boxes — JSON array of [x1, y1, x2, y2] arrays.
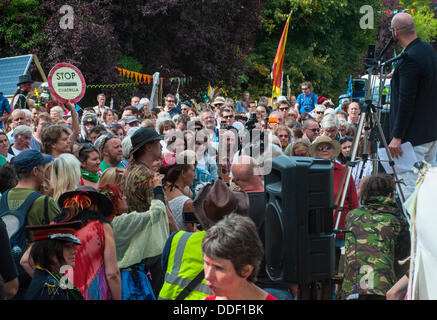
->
[[81, 170, 99, 183]]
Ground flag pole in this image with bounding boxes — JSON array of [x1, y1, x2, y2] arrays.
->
[[271, 10, 293, 100]]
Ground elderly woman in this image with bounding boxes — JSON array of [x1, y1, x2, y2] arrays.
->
[[49, 106, 64, 123], [285, 138, 310, 157], [274, 125, 293, 152], [202, 213, 277, 300], [309, 135, 358, 264], [313, 104, 326, 123], [320, 113, 339, 141]]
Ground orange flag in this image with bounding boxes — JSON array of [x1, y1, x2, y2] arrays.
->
[[271, 12, 291, 98]]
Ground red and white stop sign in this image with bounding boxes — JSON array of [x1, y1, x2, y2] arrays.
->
[[48, 62, 86, 104]]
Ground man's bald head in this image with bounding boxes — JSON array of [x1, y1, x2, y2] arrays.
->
[[232, 155, 257, 179], [231, 155, 264, 192], [391, 12, 416, 36]]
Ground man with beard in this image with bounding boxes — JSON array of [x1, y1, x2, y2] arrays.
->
[[99, 135, 125, 173], [388, 12, 437, 200]]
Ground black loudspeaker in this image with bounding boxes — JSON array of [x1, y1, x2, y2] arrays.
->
[[264, 156, 335, 285]]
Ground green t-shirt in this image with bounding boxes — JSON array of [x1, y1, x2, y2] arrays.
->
[[99, 159, 125, 173], [7, 188, 60, 241]]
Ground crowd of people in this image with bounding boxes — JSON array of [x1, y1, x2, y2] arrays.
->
[[0, 74, 411, 301]]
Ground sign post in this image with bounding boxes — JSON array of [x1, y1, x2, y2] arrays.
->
[[47, 62, 86, 104]]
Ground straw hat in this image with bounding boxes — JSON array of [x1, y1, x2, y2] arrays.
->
[[308, 135, 341, 158]]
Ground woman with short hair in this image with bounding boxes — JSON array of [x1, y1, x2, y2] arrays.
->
[[202, 213, 277, 300]]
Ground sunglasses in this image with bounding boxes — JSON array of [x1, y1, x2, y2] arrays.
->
[[278, 134, 289, 138], [101, 134, 116, 148], [166, 100, 175, 103], [279, 107, 289, 111], [308, 128, 320, 132], [317, 145, 332, 151], [302, 87, 309, 90], [316, 111, 324, 114], [223, 115, 234, 119]]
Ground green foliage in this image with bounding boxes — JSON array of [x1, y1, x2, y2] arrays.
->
[[0, 0, 47, 54], [229, 0, 382, 103], [413, 6, 437, 43], [117, 54, 143, 73]]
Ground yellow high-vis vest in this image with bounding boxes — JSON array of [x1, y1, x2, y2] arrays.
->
[[158, 231, 211, 300]]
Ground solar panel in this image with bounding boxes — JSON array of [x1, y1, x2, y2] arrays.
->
[[0, 54, 34, 97]]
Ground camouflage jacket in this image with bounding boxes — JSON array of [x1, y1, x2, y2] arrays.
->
[[342, 196, 410, 298]]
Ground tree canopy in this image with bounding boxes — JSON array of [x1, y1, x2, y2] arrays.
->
[[0, 0, 435, 107]]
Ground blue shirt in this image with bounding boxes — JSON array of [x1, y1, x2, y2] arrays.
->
[[235, 100, 249, 113], [0, 94, 11, 129], [297, 92, 318, 114]]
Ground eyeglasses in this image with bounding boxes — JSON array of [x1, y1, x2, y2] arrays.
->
[[101, 134, 116, 149], [317, 145, 332, 151], [308, 128, 320, 132]]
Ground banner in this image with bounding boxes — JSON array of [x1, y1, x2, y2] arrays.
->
[[271, 12, 291, 98]]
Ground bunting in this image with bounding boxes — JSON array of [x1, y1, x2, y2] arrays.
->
[[115, 67, 192, 86], [379, 7, 437, 15]]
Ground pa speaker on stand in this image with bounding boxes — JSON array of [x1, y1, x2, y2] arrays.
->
[[264, 156, 336, 290]]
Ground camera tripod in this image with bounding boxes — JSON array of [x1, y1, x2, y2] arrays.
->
[[334, 42, 409, 235]]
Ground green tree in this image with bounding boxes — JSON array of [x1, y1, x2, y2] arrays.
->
[[412, 6, 437, 42], [229, 0, 382, 103], [0, 0, 47, 57]]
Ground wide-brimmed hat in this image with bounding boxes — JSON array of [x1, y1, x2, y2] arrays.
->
[[212, 96, 226, 106], [17, 74, 33, 86], [192, 179, 249, 230], [130, 126, 163, 155], [26, 221, 83, 245], [308, 135, 341, 158], [58, 186, 114, 217]]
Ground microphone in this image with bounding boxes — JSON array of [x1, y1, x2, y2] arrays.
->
[[382, 51, 408, 66]]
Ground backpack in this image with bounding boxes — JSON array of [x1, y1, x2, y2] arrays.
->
[[120, 262, 156, 300], [0, 189, 48, 276]]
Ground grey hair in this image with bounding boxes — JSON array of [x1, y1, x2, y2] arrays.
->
[[201, 213, 264, 283], [13, 124, 32, 137], [320, 113, 339, 129]]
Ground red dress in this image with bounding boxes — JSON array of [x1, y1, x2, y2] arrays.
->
[[332, 162, 359, 239], [68, 220, 111, 300], [205, 293, 278, 300]]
